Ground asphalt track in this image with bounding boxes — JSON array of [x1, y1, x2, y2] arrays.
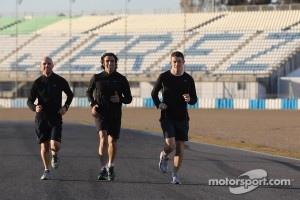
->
[[0, 121, 299, 200]]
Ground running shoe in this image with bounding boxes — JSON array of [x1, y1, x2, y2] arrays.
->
[[107, 166, 115, 181], [171, 173, 182, 184], [40, 169, 51, 180], [159, 151, 169, 173], [51, 154, 60, 169], [98, 167, 108, 180]]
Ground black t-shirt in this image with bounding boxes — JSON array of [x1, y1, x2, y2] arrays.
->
[[27, 73, 73, 119], [151, 71, 198, 121], [86, 71, 132, 120]]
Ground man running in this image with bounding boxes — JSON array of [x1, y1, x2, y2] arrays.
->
[[27, 56, 73, 180]]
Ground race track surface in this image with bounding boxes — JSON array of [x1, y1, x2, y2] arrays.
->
[[0, 122, 299, 200]]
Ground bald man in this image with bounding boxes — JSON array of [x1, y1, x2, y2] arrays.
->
[[27, 56, 74, 180]]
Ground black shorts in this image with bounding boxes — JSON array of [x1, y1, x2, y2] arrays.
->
[[94, 117, 121, 140], [35, 117, 62, 144], [160, 118, 189, 141]]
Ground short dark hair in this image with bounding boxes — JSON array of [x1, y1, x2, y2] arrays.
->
[[171, 51, 184, 60], [100, 52, 118, 69]]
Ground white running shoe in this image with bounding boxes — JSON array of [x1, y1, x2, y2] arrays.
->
[[107, 166, 115, 181], [40, 169, 51, 180], [51, 154, 60, 169], [171, 173, 182, 184], [159, 151, 168, 173]]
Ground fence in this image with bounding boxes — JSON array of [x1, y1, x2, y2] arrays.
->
[[0, 97, 299, 110]]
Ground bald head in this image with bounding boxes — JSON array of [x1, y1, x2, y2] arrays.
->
[[40, 56, 54, 76], [41, 56, 53, 65]]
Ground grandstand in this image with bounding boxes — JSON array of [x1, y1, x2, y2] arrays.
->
[[0, 9, 300, 99]]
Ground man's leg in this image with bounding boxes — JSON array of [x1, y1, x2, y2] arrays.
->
[[163, 137, 176, 156], [173, 140, 185, 173], [159, 137, 175, 173], [107, 135, 117, 180], [40, 141, 51, 180], [50, 140, 61, 153], [49, 120, 62, 169], [160, 118, 176, 165], [98, 130, 108, 180], [108, 135, 117, 165], [41, 141, 51, 170], [99, 130, 108, 166], [171, 140, 185, 184], [106, 119, 121, 181], [50, 140, 61, 169]]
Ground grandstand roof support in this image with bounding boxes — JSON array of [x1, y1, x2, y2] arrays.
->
[[14, 0, 22, 98], [124, 0, 130, 76], [68, 0, 75, 85]]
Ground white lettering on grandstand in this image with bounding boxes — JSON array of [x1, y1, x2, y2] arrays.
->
[[208, 169, 292, 194]]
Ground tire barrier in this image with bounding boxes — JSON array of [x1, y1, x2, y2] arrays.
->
[[215, 98, 234, 109], [1, 98, 300, 110]]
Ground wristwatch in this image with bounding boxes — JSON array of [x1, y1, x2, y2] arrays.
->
[[90, 102, 96, 108], [64, 104, 69, 111]]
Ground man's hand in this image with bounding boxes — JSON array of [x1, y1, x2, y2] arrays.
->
[[183, 94, 190, 102], [58, 106, 67, 115], [159, 103, 167, 110], [92, 105, 98, 116], [110, 91, 120, 103], [35, 105, 43, 113]]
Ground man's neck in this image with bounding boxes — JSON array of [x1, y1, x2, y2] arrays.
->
[[43, 72, 53, 77], [170, 69, 184, 76]]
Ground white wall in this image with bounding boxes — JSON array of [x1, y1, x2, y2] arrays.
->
[[195, 81, 265, 99], [140, 82, 154, 98]]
